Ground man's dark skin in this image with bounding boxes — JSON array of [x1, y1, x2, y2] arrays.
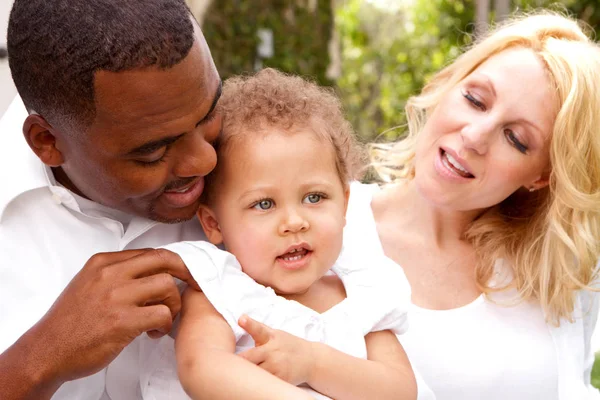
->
[[0, 22, 222, 400]]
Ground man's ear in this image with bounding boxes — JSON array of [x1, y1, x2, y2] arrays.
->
[[23, 114, 65, 167], [197, 204, 223, 245]]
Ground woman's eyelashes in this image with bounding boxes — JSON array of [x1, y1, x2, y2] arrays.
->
[[462, 90, 486, 111], [505, 129, 528, 154]]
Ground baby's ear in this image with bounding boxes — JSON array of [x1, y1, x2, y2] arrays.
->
[[343, 184, 351, 221], [197, 205, 223, 245]]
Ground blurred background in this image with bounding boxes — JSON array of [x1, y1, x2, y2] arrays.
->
[[2, 0, 599, 136], [188, 0, 599, 143], [1, 0, 600, 384]]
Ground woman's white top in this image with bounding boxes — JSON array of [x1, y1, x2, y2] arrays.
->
[[140, 238, 418, 399], [345, 182, 600, 400]]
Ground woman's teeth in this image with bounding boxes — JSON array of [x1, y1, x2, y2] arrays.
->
[[443, 151, 473, 178], [445, 153, 469, 173]]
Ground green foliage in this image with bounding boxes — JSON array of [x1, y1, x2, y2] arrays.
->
[[335, 0, 474, 142], [335, 0, 599, 143], [201, 0, 333, 86], [593, 353, 600, 388]]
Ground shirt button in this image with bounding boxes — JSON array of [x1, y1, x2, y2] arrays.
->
[[52, 193, 62, 205]]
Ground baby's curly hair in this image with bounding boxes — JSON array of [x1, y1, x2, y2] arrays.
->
[[205, 68, 365, 201]]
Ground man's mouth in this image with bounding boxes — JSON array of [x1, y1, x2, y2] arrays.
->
[[160, 177, 205, 208]]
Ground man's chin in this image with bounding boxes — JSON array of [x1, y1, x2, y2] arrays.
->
[[147, 202, 200, 224]]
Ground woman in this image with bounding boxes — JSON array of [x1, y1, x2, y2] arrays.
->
[[347, 11, 600, 400]]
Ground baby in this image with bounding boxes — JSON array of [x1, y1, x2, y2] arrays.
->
[[142, 68, 417, 400]]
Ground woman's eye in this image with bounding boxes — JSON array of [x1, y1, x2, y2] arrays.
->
[[505, 129, 528, 154], [462, 90, 486, 111], [303, 193, 323, 204], [253, 199, 274, 210]]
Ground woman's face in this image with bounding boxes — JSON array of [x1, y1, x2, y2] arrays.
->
[[413, 47, 557, 212]]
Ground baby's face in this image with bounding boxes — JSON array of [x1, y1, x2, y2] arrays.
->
[[207, 129, 348, 295]]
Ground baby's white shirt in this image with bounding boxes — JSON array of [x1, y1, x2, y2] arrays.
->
[[140, 240, 412, 399]]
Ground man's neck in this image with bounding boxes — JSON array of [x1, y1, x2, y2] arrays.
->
[[51, 166, 88, 199]]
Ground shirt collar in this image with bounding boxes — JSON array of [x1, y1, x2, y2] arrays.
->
[[0, 96, 52, 219]]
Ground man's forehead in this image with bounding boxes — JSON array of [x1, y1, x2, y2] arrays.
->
[[89, 43, 219, 151]]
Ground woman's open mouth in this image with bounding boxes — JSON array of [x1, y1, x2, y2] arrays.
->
[[438, 149, 475, 179]]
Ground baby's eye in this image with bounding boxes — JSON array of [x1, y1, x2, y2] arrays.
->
[[303, 193, 323, 204], [253, 199, 274, 210]]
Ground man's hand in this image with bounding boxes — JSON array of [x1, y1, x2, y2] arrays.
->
[[238, 315, 315, 386], [0, 248, 199, 400]]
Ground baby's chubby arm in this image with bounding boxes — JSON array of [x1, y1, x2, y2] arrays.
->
[[239, 316, 417, 400], [307, 329, 417, 400], [175, 288, 313, 400]]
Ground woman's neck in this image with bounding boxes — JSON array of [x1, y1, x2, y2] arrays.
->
[[377, 180, 482, 249]]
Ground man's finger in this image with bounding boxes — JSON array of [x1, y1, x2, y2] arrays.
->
[[238, 346, 267, 365], [125, 273, 182, 319], [117, 249, 201, 290], [238, 315, 271, 346], [133, 304, 174, 336], [88, 248, 153, 268]]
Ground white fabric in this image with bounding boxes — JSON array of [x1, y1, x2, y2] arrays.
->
[[141, 239, 411, 399], [0, 96, 208, 400], [347, 181, 600, 400]]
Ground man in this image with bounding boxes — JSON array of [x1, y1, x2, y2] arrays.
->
[[0, 1, 221, 398]]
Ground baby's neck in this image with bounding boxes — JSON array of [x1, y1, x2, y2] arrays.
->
[[281, 274, 346, 314]]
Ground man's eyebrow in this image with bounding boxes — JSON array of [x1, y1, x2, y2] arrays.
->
[[196, 79, 223, 127], [126, 133, 185, 156], [126, 80, 222, 157]]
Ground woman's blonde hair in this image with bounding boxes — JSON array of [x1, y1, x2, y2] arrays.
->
[[372, 12, 600, 325]]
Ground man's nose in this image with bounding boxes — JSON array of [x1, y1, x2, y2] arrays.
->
[[172, 132, 217, 178]]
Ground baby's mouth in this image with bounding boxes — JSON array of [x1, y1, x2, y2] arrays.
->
[[278, 247, 310, 262]]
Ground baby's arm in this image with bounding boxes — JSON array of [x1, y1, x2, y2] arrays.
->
[[240, 317, 417, 400], [175, 288, 313, 400], [307, 330, 417, 400]]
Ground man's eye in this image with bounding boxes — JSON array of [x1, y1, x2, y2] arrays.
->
[[253, 199, 274, 210], [303, 193, 324, 204], [134, 149, 169, 167]]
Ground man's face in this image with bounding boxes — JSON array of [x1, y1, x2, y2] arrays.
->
[[55, 27, 222, 223]]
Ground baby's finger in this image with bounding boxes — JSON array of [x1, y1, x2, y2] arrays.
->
[[238, 315, 272, 346], [238, 346, 267, 365]]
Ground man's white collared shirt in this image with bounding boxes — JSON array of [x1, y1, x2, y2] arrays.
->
[[0, 97, 206, 399]]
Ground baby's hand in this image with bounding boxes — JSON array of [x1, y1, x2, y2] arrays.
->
[[238, 315, 315, 386]]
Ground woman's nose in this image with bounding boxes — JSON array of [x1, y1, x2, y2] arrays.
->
[[460, 120, 495, 155]]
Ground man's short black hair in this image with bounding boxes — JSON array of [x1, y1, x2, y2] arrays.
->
[[7, 0, 196, 129]]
